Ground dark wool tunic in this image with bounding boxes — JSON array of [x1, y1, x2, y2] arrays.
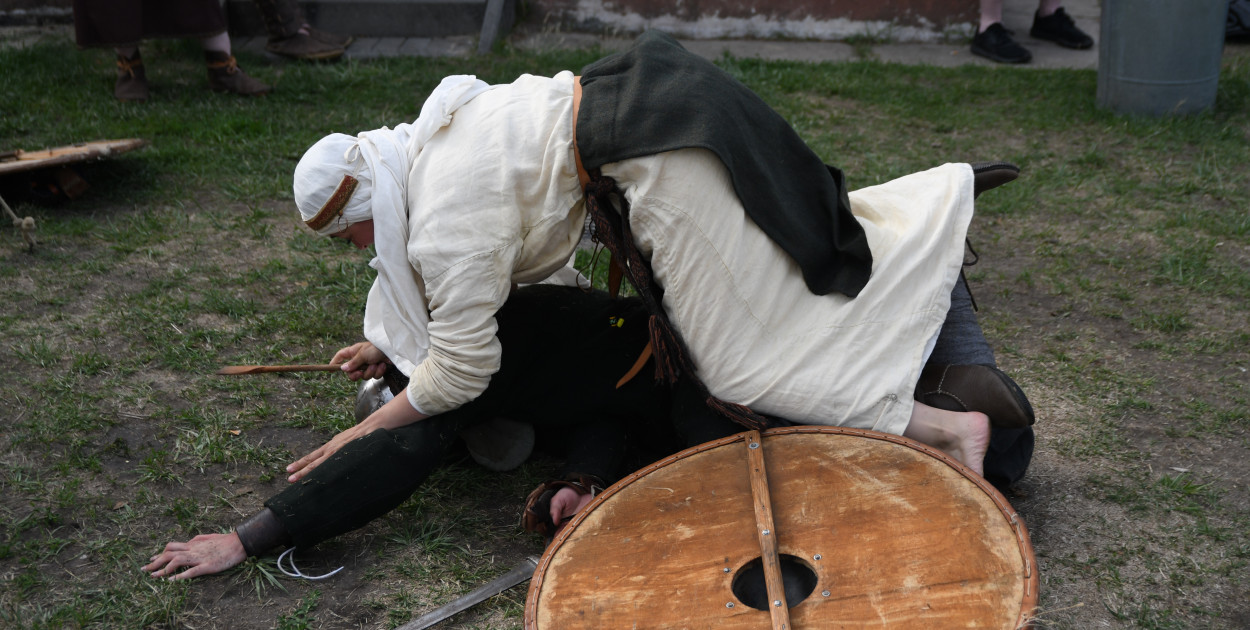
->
[[577, 30, 873, 298], [73, 0, 227, 48], [266, 285, 676, 549]]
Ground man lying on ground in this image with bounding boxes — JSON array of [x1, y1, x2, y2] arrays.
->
[[145, 285, 673, 579], [145, 274, 1033, 581]]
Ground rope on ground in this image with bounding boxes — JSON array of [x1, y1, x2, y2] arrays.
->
[[0, 193, 36, 251], [276, 547, 344, 580]]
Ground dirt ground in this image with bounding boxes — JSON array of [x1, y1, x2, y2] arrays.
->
[[2, 165, 1246, 628], [2, 37, 1249, 630]]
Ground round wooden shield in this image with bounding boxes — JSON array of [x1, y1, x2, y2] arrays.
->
[[525, 426, 1037, 629]]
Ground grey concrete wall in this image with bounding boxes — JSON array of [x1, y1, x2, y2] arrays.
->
[[224, 0, 514, 38], [527, 0, 977, 42]]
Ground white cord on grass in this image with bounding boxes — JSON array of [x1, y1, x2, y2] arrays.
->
[[276, 547, 344, 580]]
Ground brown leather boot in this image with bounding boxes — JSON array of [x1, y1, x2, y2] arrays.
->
[[205, 52, 271, 96], [114, 52, 149, 102]]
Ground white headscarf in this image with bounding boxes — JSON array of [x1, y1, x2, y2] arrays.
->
[[293, 75, 496, 375]]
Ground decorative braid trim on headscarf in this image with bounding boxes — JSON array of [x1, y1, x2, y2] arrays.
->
[[583, 172, 772, 433], [305, 175, 359, 231]]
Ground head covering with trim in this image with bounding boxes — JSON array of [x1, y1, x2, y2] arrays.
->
[[294, 133, 374, 236], [292, 75, 497, 377]]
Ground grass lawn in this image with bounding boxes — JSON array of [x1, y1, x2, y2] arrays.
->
[[1, 27, 1249, 630]]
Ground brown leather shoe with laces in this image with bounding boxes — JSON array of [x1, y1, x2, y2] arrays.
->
[[115, 52, 149, 102], [205, 52, 272, 96]]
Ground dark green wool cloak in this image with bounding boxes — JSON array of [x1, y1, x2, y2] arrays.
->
[[577, 30, 873, 298]]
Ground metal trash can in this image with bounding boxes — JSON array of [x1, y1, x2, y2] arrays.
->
[[1097, 0, 1227, 115]]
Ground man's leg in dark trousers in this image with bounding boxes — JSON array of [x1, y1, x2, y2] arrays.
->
[[254, 285, 666, 552], [264, 413, 467, 549]]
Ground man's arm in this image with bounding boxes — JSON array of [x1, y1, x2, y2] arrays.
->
[[285, 385, 429, 482]]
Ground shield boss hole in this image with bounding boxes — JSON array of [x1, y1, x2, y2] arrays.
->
[[730, 554, 818, 611]]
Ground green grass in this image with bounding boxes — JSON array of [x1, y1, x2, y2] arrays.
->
[[1, 30, 1249, 629]]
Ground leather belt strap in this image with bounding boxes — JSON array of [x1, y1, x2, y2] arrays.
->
[[615, 342, 652, 389], [574, 75, 649, 388], [606, 257, 624, 298], [572, 77, 590, 189]]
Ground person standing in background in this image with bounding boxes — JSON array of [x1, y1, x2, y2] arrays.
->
[[972, 0, 1094, 64], [73, 0, 270, 101], [252, 0, 351, 61]]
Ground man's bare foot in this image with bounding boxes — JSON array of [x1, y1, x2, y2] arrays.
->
[[902, 402, 992, 476], [143, 532, 247, 580]]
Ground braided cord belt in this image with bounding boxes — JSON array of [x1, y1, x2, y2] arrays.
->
[[583, 172, 770, 432]]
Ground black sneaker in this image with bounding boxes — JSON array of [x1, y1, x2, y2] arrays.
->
[[971, 23, 1032, 64], [1030, 7, 1094, 49]]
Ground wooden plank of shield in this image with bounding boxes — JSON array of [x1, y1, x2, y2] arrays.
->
[[0, 139, 148, 177]]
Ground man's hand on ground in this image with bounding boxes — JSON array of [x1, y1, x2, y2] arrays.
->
[[144, 532, 247, 580]]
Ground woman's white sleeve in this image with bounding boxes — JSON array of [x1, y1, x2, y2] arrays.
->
[[404, 244, 518, 415]]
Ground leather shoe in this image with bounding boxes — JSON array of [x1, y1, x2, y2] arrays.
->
[[265, 31, 345, 60], [114, 52, 149, 102], [307, 26, 353, 49], [971, 161, 1019, 198], [915, 364, 1035, 428], [205, 52, 272, 96]]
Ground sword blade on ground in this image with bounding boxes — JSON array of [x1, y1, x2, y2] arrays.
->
[[397, 556, 540, 630]]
